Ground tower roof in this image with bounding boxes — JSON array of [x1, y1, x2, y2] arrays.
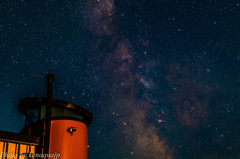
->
[[18, 97, 93, 126]]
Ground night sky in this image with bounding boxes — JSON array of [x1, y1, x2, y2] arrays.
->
[[0, 0, 240, 158]]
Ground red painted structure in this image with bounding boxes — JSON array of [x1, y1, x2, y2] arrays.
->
[[0, 75, 93, 159], [49, 120, 88, 159]]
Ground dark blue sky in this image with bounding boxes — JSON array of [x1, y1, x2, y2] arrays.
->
[[0, 0, 240, 158]]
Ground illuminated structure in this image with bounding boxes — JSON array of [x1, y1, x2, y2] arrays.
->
[[0, 75, 93, 159]]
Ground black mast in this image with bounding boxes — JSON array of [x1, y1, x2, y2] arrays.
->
[[44, 74, 54, 158]]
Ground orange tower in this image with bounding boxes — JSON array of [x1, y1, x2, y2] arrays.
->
[[0, 74, 93, 159]]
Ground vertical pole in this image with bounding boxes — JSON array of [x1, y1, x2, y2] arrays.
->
[[2, 142, 5, 157], [5, 141, 8, 159], [17, 143, 20, 159], [44, 74, 54, 158]]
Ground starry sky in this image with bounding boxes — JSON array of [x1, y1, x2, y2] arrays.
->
[[0, 0, 240, 158]]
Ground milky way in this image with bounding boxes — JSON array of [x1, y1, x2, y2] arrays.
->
[[85, 1, 172, 158]]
